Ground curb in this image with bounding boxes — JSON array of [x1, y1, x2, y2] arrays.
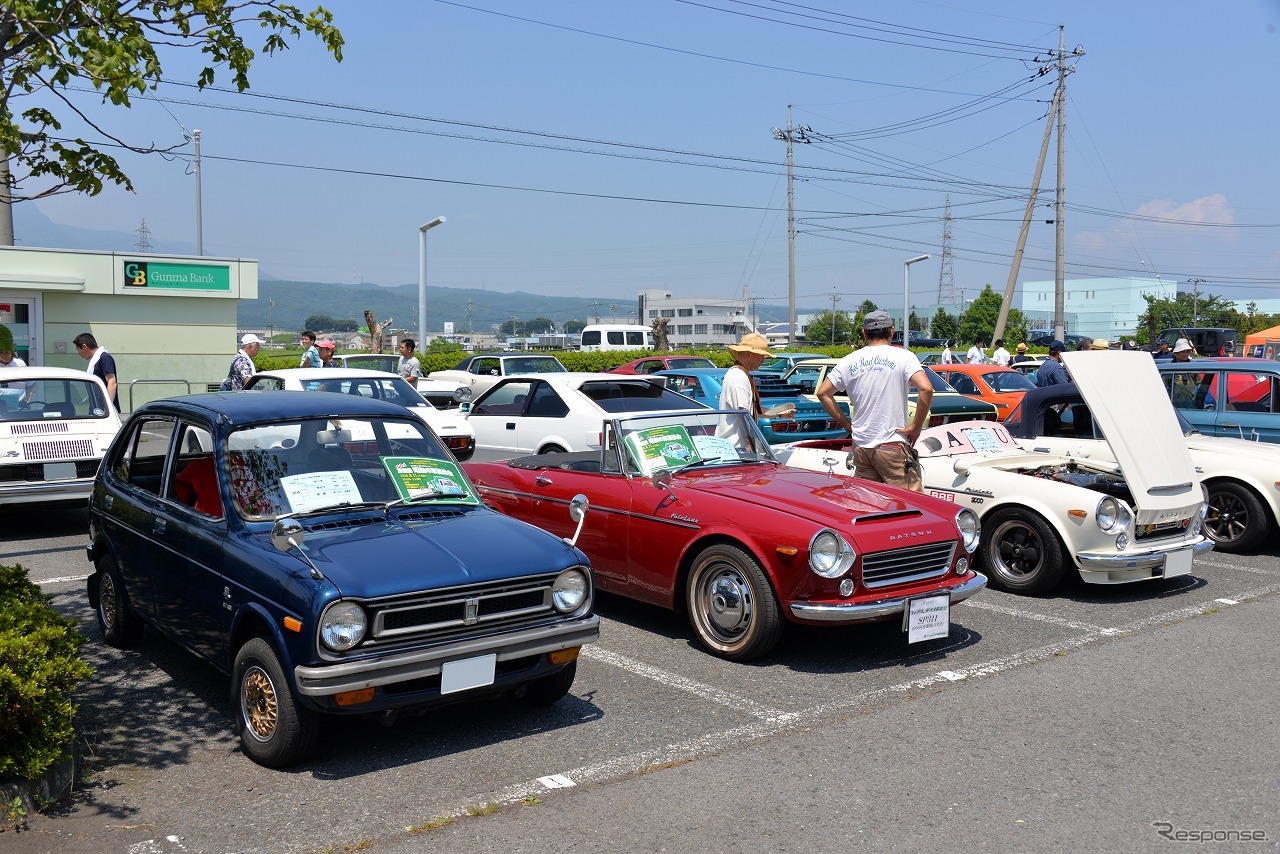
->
[[0, 745, 78, 829]]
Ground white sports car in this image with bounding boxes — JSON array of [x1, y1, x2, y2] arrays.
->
[[241, 368, 476, 460], [777, 352, 1212, 594], [1, 367, 123, 505]]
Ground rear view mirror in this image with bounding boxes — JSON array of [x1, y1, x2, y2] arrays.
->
[[563, 493, 590, 547], [316, 429, 352, 445]]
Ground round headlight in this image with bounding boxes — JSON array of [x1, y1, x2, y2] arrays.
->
[[453, 386, 473, 403], [955, 509, 980, 554], [808, 529, 855, 578], [552, 567, 589, 613], [320, 601, 367, 652], [1096, 497, 1132, 534]]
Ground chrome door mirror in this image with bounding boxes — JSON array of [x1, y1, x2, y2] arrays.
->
[[564, 493, 590, 547]]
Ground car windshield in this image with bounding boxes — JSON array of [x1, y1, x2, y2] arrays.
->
[[982, 371, 1037, 392], [0, 377, 111, 420], [668, 357, 716, 369], [914, 367, 959, 395], [225, 416, 470, 520], [612, 411, 774, 475], [302, 375, 430, 409], [339, 355, 398, 372], [579, 380, 710, 414], [504, 357, 566, 373]]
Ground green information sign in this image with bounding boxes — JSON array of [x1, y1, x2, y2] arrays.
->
[[623, 425, 702, 476], [123, 261, 231, 291], [382, 457, 480, 506]]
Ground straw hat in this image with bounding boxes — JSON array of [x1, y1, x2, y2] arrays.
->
[[1090, 339, 1111, 350], [727, 332, 772, 357], [1015, 342, 1028, 353]]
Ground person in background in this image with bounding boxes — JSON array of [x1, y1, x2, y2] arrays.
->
[[992, 338, 1011, 366], [966, 338, 986, 364], [398, 339, 424, 386], [816, 310, 931, 492], [1153, 340, 1173, 361], [73, 332, 119, 410], [1011, 342, 1033, 364], [941, 340, 954, 364], [220, 333, 262, 391], [317, 339, 338, 368], [1075, 338, 1093, 352], [717, 332, 773, 450], [1036, 340, 1071, 387], [1090, 338, 1112, 351], [1171, 338, 1195, 363], [298, 331, 322, 368], [0, 343, 33, 406]]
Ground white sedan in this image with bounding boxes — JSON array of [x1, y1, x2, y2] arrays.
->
[[1, 367, 122, 505], [464, 373, 708, 459], [241, 368, 476, 460], [777, 352, 1212, 594], [428, 352, 569, 399]]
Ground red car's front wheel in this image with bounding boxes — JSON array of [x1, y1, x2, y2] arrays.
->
[[686, 544, 782, 661]]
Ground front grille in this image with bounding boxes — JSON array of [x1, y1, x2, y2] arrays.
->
[[862, 541, 956, 589], [1134, 519, 1190, 541], [0, 459, 100, 483], [22, 438, 95, 462], [366, 574, 562, 644]]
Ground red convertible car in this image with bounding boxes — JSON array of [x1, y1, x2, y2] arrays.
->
[[464, 410, 985, 661]]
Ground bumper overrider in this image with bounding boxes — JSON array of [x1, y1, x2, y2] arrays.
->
[[292, 615, 600, 697], [787, 572, 988, 623]]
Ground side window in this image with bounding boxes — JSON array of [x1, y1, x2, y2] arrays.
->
[[635, 360, 658, 374], [1225, 373, 1274, 413], [473, 380, 536, 415], [113, 417, 176, 496], [949, 374, 979, 395], [607, 331, 625, 346], [1165, 371, 1214, 410], [471, 358, 499, 376], [248, 377, 283, 391], [166, 421, 223, 518], [626, 331, 645, 346], [526, 383, 570, 418]]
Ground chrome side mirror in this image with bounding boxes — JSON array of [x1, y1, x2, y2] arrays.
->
[[564, 493, 590, 547], [271, 517, 305, 552], [651, 470, 677, 500]]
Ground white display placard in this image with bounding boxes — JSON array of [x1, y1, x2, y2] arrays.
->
[[905, 594, 950, 643], [280, 471, 362, 513]]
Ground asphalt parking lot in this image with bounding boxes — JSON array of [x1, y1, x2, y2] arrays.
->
[[3, 503, 1278, 853]]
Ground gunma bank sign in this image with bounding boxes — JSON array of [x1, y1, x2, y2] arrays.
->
[[124, 261, 231, 291]]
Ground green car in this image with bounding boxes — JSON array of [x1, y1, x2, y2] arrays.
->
[[780, 358, 999, 426]]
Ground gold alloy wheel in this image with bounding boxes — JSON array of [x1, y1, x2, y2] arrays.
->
[[241, 665, 280, 742], [99, 572, 118, 628]]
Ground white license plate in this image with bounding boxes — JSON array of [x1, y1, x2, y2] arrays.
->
[[904, 593, 951, 644], [43, 462, 78, 481], [1163, 548, 1194, 578], [440, 653, 497, 695]]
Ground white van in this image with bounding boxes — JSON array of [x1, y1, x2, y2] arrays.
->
[[580, 324, 653, 352]]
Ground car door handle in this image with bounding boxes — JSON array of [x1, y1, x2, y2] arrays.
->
[[1220, 422, 1238, 428], [153, 517, 166, 535], [506, 422, 516, 430], [534, 475, 554, 487]]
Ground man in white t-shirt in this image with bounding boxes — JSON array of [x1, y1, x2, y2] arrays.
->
[[941, 341, 954, 364], [815, 310, 932, 491], [991, 338, 1010, 367], [397, 339, 424, 386], [966, 339, 986, 364]]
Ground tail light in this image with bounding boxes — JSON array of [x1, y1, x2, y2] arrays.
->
[[772, 420, 799, 433], [928, 415, 945, 427]]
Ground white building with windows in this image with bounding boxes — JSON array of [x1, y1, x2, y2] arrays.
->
[[638, 289, 751, 349]]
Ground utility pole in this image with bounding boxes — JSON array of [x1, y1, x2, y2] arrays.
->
[[268, 299, 276, 343], [773, 107, 811, 347], [193, 129, 203, 256], [1053, 28, 1067, 341], [1187, 278, 1204, 325], [828, 289, 841, 344]]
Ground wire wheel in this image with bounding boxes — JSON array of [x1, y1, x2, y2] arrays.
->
[[240, 665, 280, 743]]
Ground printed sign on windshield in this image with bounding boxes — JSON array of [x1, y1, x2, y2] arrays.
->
[[382, 457, 479, 505], [623, 425, 702, 477]]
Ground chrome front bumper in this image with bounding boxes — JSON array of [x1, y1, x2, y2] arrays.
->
[[788, 572, 988, 623], [293, 615, 600, 697], [1076, 539, 1213, 569]]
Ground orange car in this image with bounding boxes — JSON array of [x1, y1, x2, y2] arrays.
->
[[931, 364, 1037, 421]]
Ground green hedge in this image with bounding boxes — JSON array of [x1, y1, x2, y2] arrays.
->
[[0, 564, 92, 780]]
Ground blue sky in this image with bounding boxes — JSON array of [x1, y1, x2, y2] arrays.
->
[[18, 0, 1280, 323]]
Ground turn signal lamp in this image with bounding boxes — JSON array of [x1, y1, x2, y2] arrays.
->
[[283, 616, 303, 633], [549, 647, 580, 665], [334, 688, 375, 707]]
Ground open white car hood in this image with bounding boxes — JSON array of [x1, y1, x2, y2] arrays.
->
[[1060, 351, 1200, 519]]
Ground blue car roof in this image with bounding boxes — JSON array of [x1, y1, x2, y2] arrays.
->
[[130, 390, 414, 427]]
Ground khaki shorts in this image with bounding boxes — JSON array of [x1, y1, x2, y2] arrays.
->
[[852, 442, 922, 492]]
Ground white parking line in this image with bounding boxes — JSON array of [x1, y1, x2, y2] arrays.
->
[[581, 646, 796, 724], [960, 598, 1120, 635], [1195, 559, 1279, 576], [37, 573, 91, 586]]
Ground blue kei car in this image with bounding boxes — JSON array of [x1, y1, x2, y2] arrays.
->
[[87, 391, 598, 767], [656, 368, 846, 444]]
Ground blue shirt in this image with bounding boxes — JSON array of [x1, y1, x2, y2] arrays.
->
[[1036, 357, 1070, 387]]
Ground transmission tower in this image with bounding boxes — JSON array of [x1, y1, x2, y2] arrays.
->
[[134, 219, 153, 253], [935, 197, 955, 304]]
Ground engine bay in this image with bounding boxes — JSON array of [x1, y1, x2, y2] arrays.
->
[[1017, 461, 1133, 503]]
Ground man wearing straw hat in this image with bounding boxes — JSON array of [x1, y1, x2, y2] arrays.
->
[[816, 310, 932, 492], [717, 331, 778, 450]]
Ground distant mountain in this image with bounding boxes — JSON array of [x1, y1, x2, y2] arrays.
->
[[14, 203, 198, 256]]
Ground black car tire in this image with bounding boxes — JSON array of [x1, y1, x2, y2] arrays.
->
[[686, 543, 782, 661], [539, 444, 567, 455], [979, 508, 1068, 594], [95, 554, 143, 648], [233, 637, 319, 768], [516, 660, 577, 706], [1203, 480, 1268, 553]]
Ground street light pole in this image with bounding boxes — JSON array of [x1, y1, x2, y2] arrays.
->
[[418, 216, 446, 347], [904, 254, 930, 349]]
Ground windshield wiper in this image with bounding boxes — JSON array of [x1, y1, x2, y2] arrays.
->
[[672, 456, 723, 474]]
